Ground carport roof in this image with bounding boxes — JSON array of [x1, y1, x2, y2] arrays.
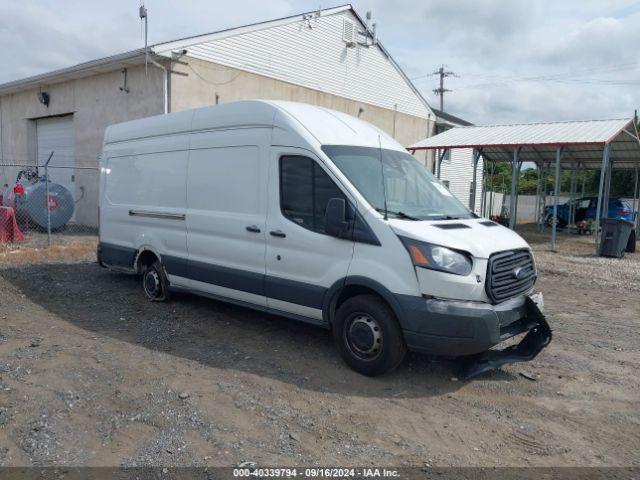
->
[[408, 118, 640, 168]]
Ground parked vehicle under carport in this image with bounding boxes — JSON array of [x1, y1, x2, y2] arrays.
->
[[544, 197, 636, 227]]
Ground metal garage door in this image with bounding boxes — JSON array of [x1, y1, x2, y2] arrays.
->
[[36, 115, 76, 218]]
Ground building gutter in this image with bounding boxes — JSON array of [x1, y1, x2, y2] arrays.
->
[[0, 49, 149, 96]]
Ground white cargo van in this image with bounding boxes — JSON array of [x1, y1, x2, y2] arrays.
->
[[98, 100, 551, 377]]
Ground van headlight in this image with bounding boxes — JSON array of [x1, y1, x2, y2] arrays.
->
[[399, 236, 473, 276]]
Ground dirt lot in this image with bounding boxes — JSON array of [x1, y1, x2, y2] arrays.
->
[[0, 226, 638, 468]]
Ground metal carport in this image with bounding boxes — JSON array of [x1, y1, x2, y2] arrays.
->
[[408, 118, 640, 252]]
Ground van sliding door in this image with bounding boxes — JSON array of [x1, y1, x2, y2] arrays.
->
[[185, 141, 268, 306]]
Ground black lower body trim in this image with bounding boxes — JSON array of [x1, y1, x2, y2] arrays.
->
[[176, 257, 264, 296], [158, 253, 327, 310], [265, 275, 326, 310], [98, 242, 137, 270]]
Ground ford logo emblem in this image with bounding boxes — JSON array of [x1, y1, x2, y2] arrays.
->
[[512, 266, 527, 280]]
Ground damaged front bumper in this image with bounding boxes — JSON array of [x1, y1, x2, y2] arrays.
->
[[401, 293, 552, 377], [462, 296, 551, 379]]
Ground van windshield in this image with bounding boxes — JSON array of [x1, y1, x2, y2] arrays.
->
[[321, 145, 472, 220]]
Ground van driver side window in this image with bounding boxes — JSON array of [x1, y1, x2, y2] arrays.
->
[[280, 156, 348, 234]]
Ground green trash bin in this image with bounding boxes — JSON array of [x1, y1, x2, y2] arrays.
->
[[598, 218, 634, 258]]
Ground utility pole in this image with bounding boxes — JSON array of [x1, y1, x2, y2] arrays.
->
[[431, 65, 457, 111]]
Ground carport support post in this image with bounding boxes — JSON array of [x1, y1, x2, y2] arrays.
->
[[480, 162, 486, 216], [508, 148, 521, 230], [551, 147, 563, 252], [469, 149, 481, 212], [480, 154, 488, 216], [594, 144, 611, 246], [569, 163, 578, 229], [535, 162, 546, 231], [603, 158, 613, 212], [488, 160, 495, 217], [437, 148, 447, 180], [540, 162, 548, 232], [514, 160, 522, 226], [634, 167, 639, 230]]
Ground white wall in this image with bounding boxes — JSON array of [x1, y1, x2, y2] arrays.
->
[[157, 10, 431, 120], [439, 148, 484, 214]]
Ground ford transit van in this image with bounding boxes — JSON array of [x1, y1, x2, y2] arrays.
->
[[98, 101, 551, 377]]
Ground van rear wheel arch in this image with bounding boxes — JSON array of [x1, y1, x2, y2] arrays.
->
[[135, 248, 162, 274]]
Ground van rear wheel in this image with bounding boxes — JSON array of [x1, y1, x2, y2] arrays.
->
[[142, 260, 169, 302], [333, 294, 406, 376]]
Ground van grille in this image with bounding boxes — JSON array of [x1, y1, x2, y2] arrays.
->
[[486, 249, 536, 303]]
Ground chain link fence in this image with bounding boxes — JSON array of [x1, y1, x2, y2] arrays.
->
[[1, 159, 99, 251]]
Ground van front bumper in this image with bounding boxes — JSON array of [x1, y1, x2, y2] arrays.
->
[[401, 293, 550, 358]]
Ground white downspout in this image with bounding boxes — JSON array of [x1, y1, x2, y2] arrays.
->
[[148, 57, 168, 114]]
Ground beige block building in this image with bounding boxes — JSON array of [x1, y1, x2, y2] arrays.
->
[[0, 5, 437, 226]]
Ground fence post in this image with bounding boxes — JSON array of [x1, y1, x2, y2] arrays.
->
[[44, 150, 54, 247], [45, 164, 52, 247]]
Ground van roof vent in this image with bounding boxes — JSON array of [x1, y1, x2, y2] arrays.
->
[[433, 223, 471, 230]]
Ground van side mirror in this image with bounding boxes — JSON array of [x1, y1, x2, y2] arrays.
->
[[325, 197, 350, 238]]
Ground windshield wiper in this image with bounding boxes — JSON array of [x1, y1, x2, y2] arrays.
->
[[376, 208, 420, 220], [429, 214, 475, 220]]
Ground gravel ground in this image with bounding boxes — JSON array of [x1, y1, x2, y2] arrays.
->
[[0, 226, 638, 468]]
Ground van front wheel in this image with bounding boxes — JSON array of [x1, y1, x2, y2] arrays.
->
[[333, 294, 406, 376], [142, 260, 169, 302]]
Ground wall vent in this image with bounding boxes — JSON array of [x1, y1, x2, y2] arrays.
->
[[343, 18, 356, 47]]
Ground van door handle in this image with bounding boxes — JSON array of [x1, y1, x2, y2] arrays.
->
[[270, 230, 286, 238], [246, 225, 261, 233]]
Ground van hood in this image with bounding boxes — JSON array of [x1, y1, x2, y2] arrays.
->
[[388, 218, 530, 259]]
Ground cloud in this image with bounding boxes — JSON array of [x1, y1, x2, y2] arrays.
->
[[0, 0, 295, 82], [530, 15, 640, 67], [0, 0, 637, 124], [357, 0, 639, 122]]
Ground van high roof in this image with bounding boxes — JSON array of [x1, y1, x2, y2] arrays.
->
[[104, 100, 405, 152]]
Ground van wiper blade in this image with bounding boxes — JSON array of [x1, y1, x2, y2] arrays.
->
[[376, 208, 419, 220], [441, 214, 474, 220]]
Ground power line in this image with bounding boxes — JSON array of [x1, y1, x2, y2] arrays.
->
[[458, 61, 639, 82], [454, 75, 640, 91], [411, 61, 640, 90], [412, 61, 639, 81]]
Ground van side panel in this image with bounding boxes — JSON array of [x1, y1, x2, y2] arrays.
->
[[184, 128, 271, 306], [100, 133, 189, 282]]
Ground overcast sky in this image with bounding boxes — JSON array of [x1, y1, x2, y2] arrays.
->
[[1, 0, 638, 124]]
